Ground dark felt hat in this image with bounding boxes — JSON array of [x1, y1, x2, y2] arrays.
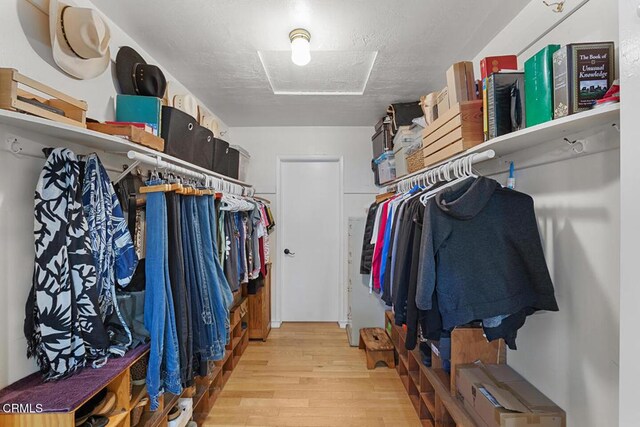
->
[[116, 46, 167, 98]]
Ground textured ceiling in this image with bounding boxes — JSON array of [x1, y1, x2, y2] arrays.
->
[[90, 0, 529, 126]]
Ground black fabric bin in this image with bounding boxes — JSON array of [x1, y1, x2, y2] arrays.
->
[[226, 147, 240, 179], [161, 106, 214, 170], [212, 138, 230, 175]]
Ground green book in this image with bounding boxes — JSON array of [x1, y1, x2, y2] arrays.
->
[[525, 44, 560, 127], [115, 95, 162, 136]]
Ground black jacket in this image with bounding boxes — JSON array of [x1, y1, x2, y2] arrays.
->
[[360, 202, 379, 274], [417, 177, 558, 330]]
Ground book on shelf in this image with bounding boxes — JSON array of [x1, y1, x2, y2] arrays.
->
[[525, 45, 560, 127], [553, 42, 615, 118], [480, 55, 518, 80], [115, 95, 162, 136], [487, 72, 526, 140]]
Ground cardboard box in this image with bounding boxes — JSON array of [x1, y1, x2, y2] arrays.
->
[[456, 363, 566, 427], [420, 92, 439, 125], [480, 55, 518, 79], [446, 61, 477, 105], [436, 87, 450, 118]]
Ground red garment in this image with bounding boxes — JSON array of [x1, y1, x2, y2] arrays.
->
[[371, 200, 390, 292]]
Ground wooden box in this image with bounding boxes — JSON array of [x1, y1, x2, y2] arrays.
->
[[0, 68, 87, 128], [422, 100, 483, 168], [87, 122, 165, 151]]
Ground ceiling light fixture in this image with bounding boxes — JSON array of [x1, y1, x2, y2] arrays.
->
[[289, 28, 311, 66]]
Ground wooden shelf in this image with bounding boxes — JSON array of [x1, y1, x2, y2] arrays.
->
[[106, 410, 128, 427], [138, 392, 181, 427], [389, 103, 620, 185], [409, 370, 420, 387], [129, 384, 148, 409], [421, 392, 436, 415], [0, 108, 251, 187]]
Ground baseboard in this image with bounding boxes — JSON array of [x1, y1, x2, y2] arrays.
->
[[271, 320, 282, 328], [338, 320, 348, 329]]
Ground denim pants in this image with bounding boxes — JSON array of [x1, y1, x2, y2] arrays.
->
[[196, 196, 229, 355], [144, 187, 182, 410], [182, 196, 222, 361], [166, 192, 193, 387]]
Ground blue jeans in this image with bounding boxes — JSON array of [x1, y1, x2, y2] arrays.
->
[[183, 196, 222, 360], [207, 196, 234, 342], [196, 196, 229, 355], [144, 185, 182, 410]]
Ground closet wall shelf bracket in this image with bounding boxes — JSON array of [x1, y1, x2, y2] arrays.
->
[[114, 159, 141, 185]]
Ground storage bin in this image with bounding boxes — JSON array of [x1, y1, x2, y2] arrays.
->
[[374, 152, 396, 185], [393, 145, 408, 178], [230, 145, 251, 182], [212, 138, 230, 176], [161, 106, 214, 171], [226, 146, 240, 179], [167, 398, 193, 427]]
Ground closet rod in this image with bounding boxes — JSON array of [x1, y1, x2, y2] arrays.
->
[[389, 149, 496, 191], [126, 151, 254, 196]]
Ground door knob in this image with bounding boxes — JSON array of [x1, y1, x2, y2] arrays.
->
[[284, 248, 295, 256]]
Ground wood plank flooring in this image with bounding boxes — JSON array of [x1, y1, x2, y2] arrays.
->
[[204, 322, 420, 426]]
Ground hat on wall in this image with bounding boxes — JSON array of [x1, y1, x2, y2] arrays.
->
[[200, 114, 220, 137], [173, 94, 198, 120], [116, 46, 167, 98], [49, 0, 111, 79]]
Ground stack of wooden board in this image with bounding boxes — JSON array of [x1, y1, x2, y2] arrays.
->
[[421, 100, 483, 168]]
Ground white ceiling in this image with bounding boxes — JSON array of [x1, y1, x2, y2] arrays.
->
[[90, 0, 529, 127]]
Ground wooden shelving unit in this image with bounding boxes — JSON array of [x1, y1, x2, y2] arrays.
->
[[192, 294, 250, 424], [249, 263, 272, 341], [385, 311, 505, 427], [0, 289, 253, 427]]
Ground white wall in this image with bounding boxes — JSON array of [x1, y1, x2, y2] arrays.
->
[[473, 1, 620, 426], [227, 126, 379, 325], [0, 0, 229, 387], [617, 0, 640, 424]]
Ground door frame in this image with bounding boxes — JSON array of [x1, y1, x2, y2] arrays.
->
[[274, 155, 345, 327]]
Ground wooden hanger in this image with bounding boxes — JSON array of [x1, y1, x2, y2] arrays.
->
[[375, 192, 396, 203], [139, 183, 181, 194]]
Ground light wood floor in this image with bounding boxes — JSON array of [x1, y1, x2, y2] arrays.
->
[[204, 322, 421, 426]]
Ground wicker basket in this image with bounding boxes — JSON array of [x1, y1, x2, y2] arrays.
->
[[406, 149, 424, 174]]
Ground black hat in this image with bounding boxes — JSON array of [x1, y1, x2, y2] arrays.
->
[[115, 46, 167, 98]]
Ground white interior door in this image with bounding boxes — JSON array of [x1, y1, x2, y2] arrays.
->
[[279, 158, 341, 322]]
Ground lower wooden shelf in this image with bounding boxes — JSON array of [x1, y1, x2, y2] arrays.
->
[[385, 310, 489, 427]]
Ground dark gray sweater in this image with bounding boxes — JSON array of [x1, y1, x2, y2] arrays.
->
[[416, 177, 558, 329]]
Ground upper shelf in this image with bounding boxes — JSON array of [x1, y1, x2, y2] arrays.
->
[[389, 103, 620, 185], [0, 109, 251, 187]]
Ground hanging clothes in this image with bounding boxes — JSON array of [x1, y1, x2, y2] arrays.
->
[[144, 183, 182, 409], [416, 177, 559, 348], [360, 202, 379, 275], [223, 211, 240, 292], [165, 192, 193, 388], [81, 154, 138, 357], [25, 148, 110, 380]]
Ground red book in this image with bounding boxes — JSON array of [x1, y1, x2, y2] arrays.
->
[[480, 55, 518, 79]]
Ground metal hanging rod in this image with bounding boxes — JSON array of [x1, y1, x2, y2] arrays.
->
[[126, 151, 254, 197], [388, 149, 496, 192]]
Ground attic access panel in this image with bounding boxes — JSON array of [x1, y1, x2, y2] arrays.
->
[[257, 50, 377, 95]]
